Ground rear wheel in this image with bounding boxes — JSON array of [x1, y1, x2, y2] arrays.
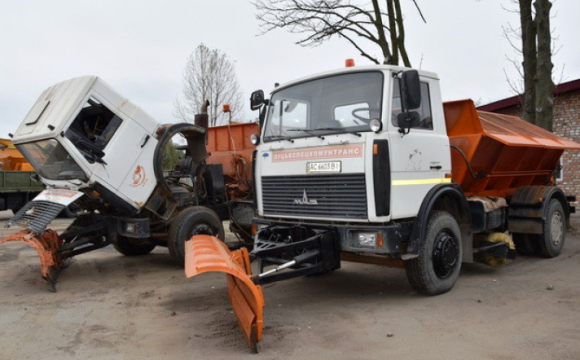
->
[[535, 199, 566, 258], [168, 206, 225, 264], [113, 236, 156, 256], [512, 233, 537, 256], [405, 211, 462, 296]]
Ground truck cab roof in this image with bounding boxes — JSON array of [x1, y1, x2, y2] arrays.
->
[[270, 64, 439, 94], [12, 76, 159, 144]]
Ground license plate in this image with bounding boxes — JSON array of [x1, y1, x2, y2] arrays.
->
[[306, 161, 341, 173]]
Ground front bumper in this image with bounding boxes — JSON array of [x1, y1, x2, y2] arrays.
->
[[252, 217, 412, 258]]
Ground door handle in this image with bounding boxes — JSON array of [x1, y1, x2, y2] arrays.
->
[[430, 165, 442, 170], [140, 135, 150, 148]]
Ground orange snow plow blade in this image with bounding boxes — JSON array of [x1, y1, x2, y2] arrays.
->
[[185, 235, 264, 352], [0, 229, 63, 291]]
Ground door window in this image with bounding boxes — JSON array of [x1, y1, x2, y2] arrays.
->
[[391, 78, 433, 130]]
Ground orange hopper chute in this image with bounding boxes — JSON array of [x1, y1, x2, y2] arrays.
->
[[184, 235, 265, 353]]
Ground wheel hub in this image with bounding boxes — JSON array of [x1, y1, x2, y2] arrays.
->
[[432, 231, 459, 279], [550, 211, 563, 246], [190, 224, 214, 237]]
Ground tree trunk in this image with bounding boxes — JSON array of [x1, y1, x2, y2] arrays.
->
[[393, 0, 411, 67], [519, 0, 536, 125], [534, 0, 554, 131], [371, 0, 393, 64], [385, 0, 398, 65]]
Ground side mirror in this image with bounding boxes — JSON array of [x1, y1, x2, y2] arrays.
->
[[250, 90, 265, 111], [397, 111, 421, 135], [401, 70, 421, 110]]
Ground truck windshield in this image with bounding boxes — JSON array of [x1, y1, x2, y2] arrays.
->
[[263, 71, 383, 142], [17, 139, 86, 180]]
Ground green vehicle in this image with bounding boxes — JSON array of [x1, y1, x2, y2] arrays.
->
[[0, 170, 44, 212]]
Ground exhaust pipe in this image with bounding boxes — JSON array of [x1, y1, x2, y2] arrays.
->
[[194, 100, 210, 130]]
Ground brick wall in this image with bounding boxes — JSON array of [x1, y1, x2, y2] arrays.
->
[[488, 89, 580, 203], [554, 89, 580, 203]]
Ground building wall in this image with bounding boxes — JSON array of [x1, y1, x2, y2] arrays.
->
[[554, 89, 580, 203], [490, 89, 580, 203]]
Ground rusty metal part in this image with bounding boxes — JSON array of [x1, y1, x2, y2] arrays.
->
[[184, 235, 264, 353], [0, 229, 63, 291]]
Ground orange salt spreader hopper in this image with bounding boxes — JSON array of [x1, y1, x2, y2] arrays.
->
[[184, 235, 264, 353], [444, 100, 580, 198]]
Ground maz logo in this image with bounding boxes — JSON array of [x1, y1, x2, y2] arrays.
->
[[293, 190, 318, 205]]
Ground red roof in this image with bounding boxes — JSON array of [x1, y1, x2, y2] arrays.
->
[[477, 78, 580, 112]]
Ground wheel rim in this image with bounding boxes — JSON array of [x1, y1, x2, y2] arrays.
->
[[432, 231, 460, 279], [550, 211, 564, 246]]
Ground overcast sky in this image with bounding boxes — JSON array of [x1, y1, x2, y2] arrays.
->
[[1, 0, 579, 138]]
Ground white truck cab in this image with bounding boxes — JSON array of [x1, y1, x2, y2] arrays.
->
[[12, 76, 160, 212], [254, 65, 451, 223]]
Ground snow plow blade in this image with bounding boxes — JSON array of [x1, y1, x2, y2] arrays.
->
[[185, 235, 264, 353], [0, 229, 63, 291]]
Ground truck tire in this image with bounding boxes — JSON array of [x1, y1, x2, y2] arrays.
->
[[405, 211, 462, 296], [535, 199, 566, 258], [113, 236, 156, 256], [511, 233, 537, 256], [168, 206, 225, 264]]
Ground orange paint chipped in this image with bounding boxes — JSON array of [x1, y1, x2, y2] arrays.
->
[[0, 229, 63, 284]]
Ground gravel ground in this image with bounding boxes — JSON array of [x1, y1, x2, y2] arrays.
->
[[0, 216, 579, 360]]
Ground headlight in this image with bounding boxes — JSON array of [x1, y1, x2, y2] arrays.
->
[[126, 223, 137, 234], [370, 119, 381, 132], [250, 133, 260, 145], [357, 232, 377, 248]]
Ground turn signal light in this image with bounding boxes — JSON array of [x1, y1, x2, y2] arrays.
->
[[345, 59, 355, 67], [376, 233, 383, 247]]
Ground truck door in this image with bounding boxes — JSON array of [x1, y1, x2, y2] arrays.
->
[[387, 76, 450, 219], [64, 95, 157, 209]]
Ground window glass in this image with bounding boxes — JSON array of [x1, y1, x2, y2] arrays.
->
[[391, 78, 433, 130], [65, 97, 122, 154], [267, 99, 309, 135], [263, 72, 383, 141], [17, 139, 85, 180], [334, 102, 371, 128]]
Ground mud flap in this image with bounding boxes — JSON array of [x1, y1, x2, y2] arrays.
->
[[185, 235, 265, 353], [0, 229, 63, 291]]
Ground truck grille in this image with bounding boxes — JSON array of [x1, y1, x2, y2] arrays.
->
[[261, 174, 367, 219], [7, 200, 65, 235]]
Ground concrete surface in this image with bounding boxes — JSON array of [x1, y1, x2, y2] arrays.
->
[[0, 216, 579, 360], [0, 209, 15, 220]]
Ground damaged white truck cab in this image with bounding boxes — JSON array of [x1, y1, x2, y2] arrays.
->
[[3, 76, 229, 289], [14, 76, 162, 210]]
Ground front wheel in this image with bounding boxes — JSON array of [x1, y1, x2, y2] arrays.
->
[[168, 206, 225, 264], [405, 211, 462, 296]]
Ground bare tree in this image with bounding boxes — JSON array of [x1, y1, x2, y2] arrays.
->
[[252, 0, 426, 66], [503, 0, 555, 130], [174, 44, 245, 127]]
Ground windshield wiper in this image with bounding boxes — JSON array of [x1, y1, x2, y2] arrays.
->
[[264, 135, 294, 143], [286, 128, 325, 139], [314, 127, 362, 137]]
